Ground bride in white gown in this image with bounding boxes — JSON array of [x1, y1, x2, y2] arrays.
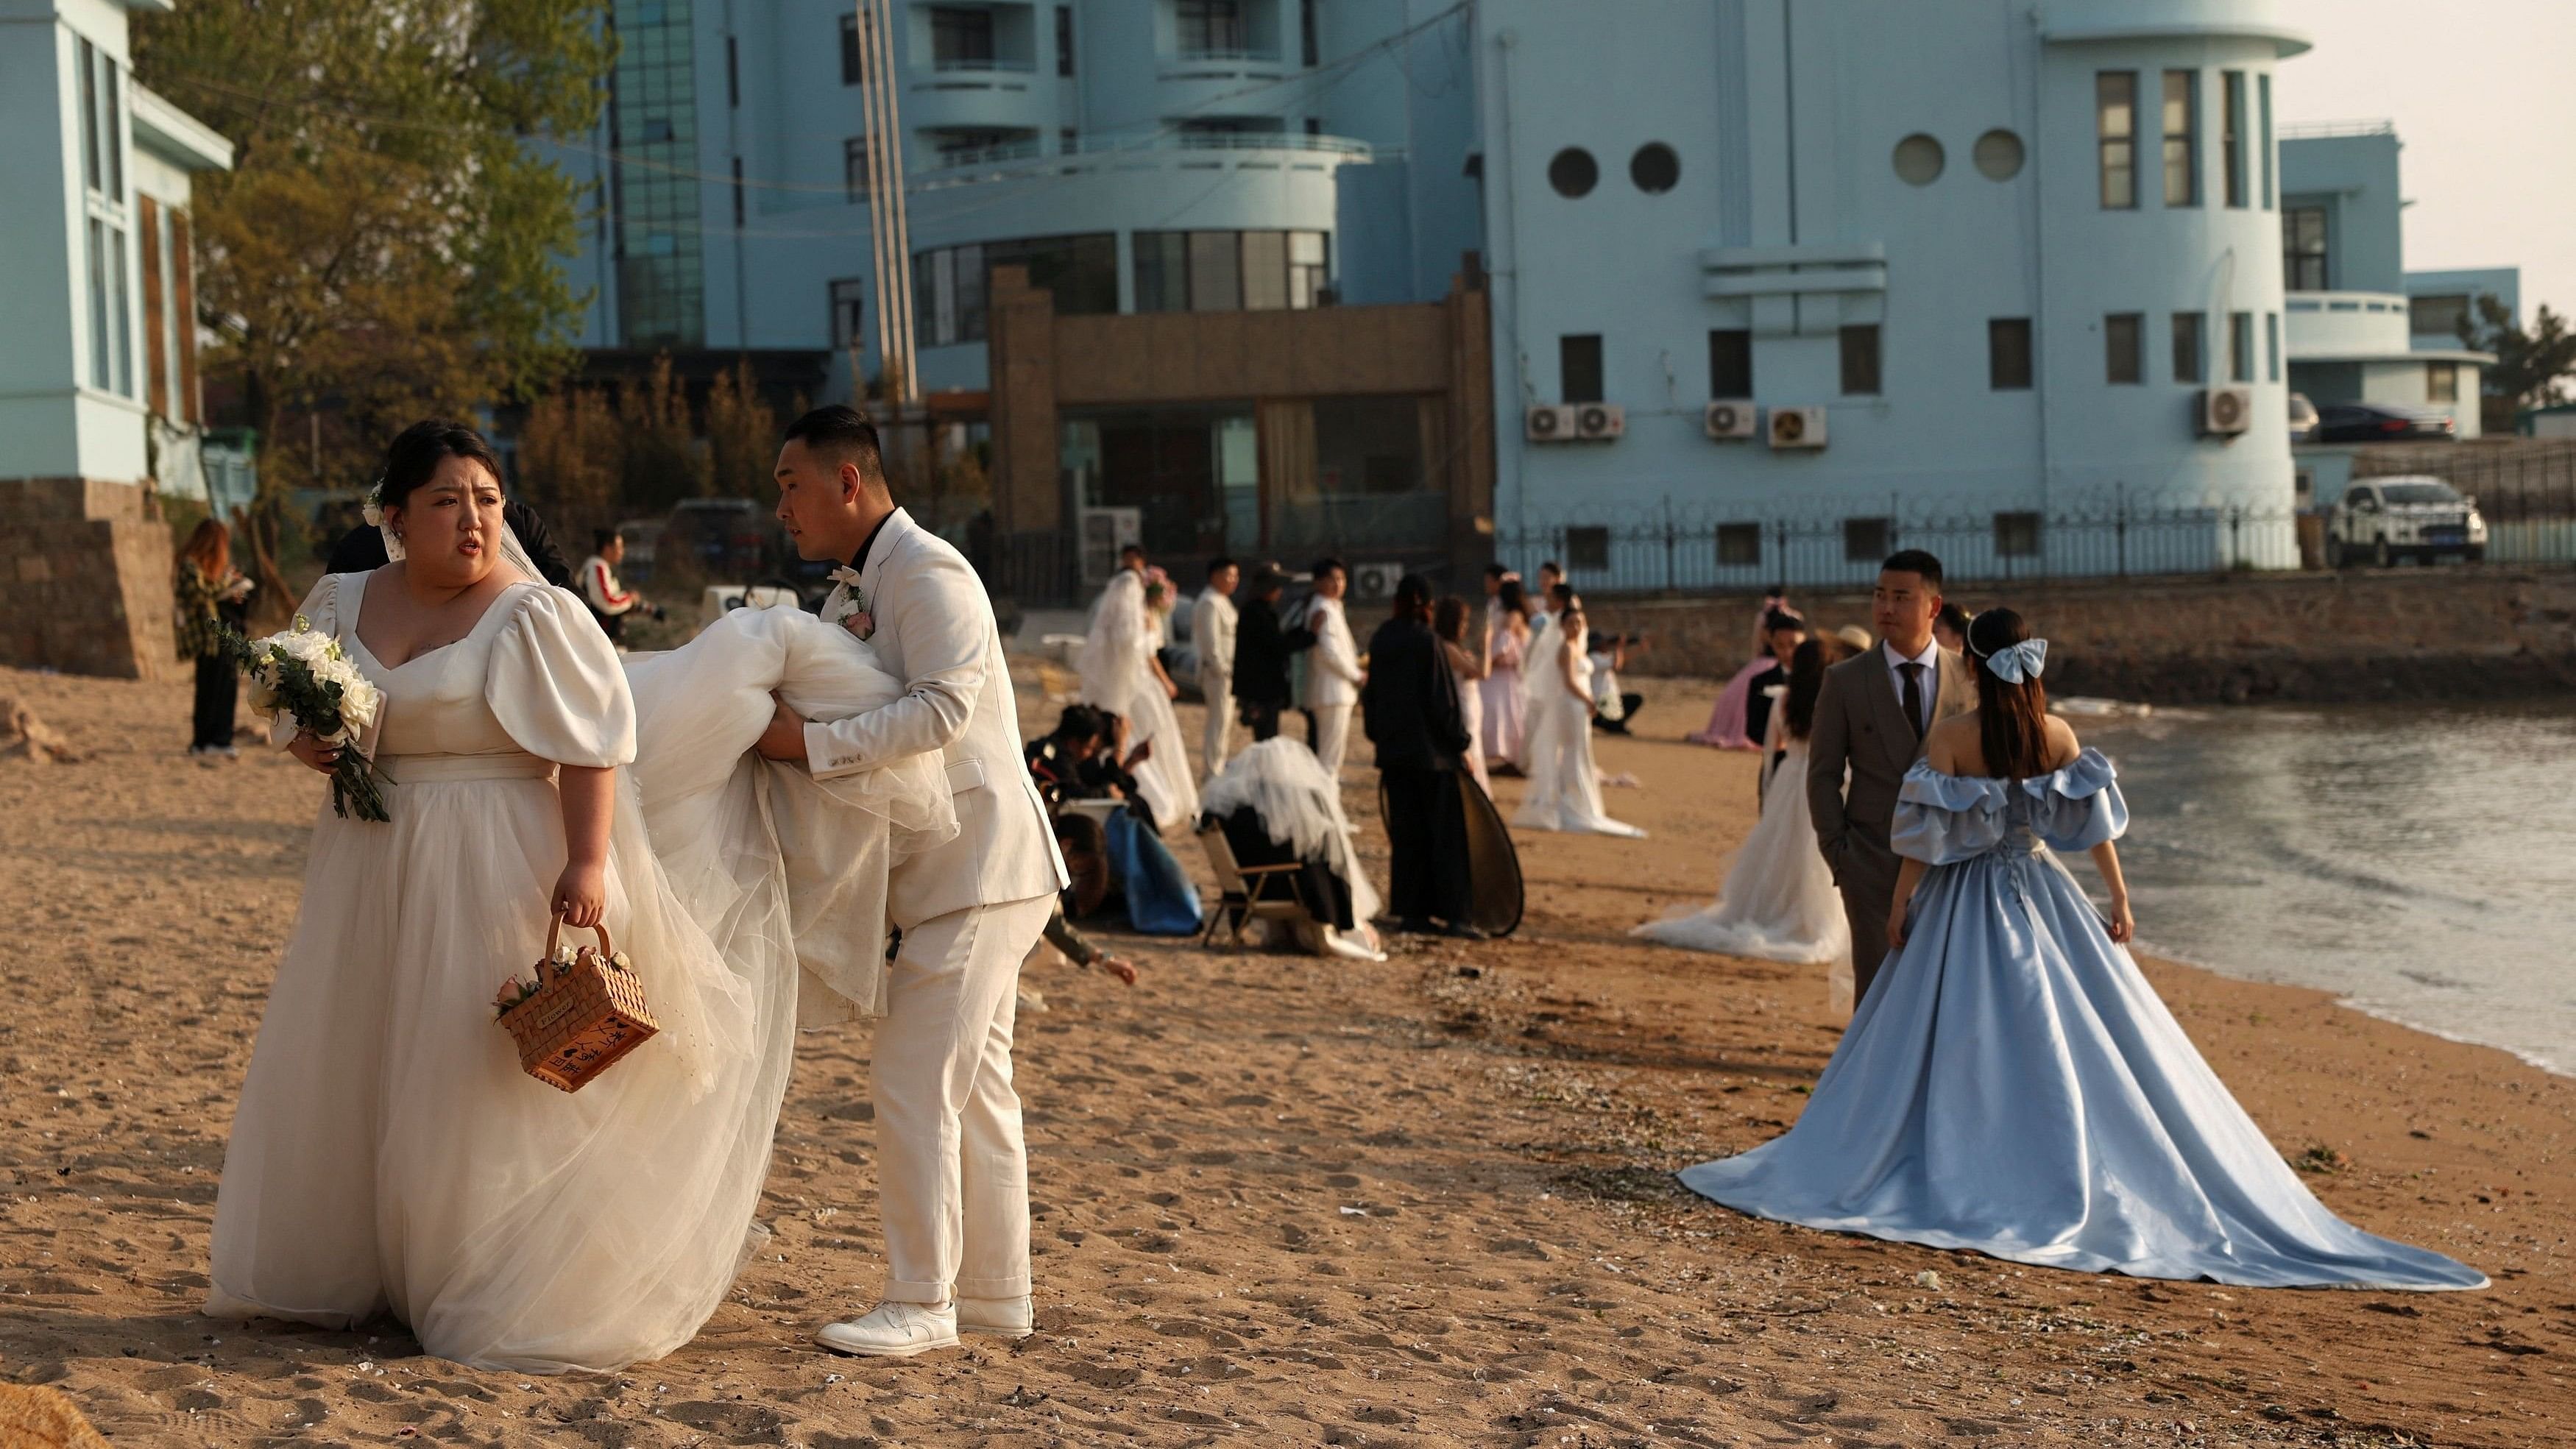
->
[[1077, 561, 1197, 831], [208, 423, 950, 1372], [1633, 636, 1849, 983], [1512, 591, 1645, 838]]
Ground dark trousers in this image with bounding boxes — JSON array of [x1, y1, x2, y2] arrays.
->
[[1242, 700, 1284, 741], [191, 652, 238, 750], [1382, 766, 1473, 925], [1591, 693, 1646, 734]]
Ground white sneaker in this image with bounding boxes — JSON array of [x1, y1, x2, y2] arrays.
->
[[957, 1294, 1034, 1340], [815, 1301, 959, 1358]]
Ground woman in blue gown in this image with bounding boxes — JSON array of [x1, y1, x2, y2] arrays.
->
[[1679, 609, 2485, 1292]]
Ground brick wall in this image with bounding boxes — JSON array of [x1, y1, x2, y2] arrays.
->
[[0, 478, 180, 682], [1590, 569, 2576, 705]]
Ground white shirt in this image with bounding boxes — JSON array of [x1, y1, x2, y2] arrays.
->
[[1882, 637, 1940, 734], [1191, 589, 1238, 682]]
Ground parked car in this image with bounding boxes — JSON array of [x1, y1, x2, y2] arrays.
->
[[2325, 476, 2486, 568], [659, 498, 781, 579], [2312, 402, 2456, 444], [2287, 392, 2318, 444], [612, 517, 665, 582]]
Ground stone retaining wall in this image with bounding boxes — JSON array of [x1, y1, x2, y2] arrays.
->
[[1588, 568, 2576, 705], [0, 478, 180, 682]]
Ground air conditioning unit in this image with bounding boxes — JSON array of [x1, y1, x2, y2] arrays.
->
[[1574, 402, 1625, 440], [1077, 506, 1142, 587], [1768, 405, 1828, 450], [1349, 561, 1405, 602], [1525, 404, 1577, 442], [1704, 400, 1759, 439], [2199, 386, 2253, 437]]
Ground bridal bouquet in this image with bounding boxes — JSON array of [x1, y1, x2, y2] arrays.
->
[[225, 616, 390, 821]]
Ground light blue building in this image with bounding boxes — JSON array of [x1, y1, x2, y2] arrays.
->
[[2403, 266, 2518, 350], [1473, 0, 2314, 588], [541, 0, 1476, 398]]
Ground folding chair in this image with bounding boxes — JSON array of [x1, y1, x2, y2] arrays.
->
[[1195, 817, 1307, 949]]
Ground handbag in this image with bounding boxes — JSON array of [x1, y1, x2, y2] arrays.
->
[[495, 915, 659, 1093]]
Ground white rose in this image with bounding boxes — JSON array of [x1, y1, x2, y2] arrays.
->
[[282, 631, 333, 665], [339, 678, 382, 729]]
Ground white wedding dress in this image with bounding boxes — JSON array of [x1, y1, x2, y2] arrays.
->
[[1077, 570, 1198, 832], [1512, 620, 1645, 837], [209, 574, 950, 1372], [1632, 735, 1849, 968]]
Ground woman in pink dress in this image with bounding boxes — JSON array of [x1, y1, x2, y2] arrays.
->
[[1688, 595, 1801, 748], [1479, 578, 1532, 772]]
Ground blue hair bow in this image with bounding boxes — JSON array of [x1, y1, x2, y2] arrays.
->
[[1981, 637, 2048, 684]]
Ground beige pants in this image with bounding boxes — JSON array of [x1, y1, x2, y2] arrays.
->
[[1312, 702, 1354, 779], [1200, 670, 1234, 779], [873, 893, 1055, 1305]]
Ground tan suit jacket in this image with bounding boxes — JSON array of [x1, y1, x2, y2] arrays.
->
[[1806, 643, 1975, 992]]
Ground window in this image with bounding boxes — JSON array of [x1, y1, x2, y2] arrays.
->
[[1994, 511, 2043, 559], [931, 7, 997, 66], [844, 138, 874, 199], [73, 38, 133, 396], [2412, 294, 2471, 337], [2258, 74, 2274, 208], [1717, 523, 1762, 567], [1301, 0, 1319, 66], [2229, 311, 2254, 383], [1547, 147, 1597, 198], [1844, 518, 1892, 563], [1560, 335, 1604, 404], [726, 35, 739, 107], [641, 116, 674, 144], [2171, 311, 2204, 384], [1061, 127, 1078, 154], [75, 38, 123, 200], [2284, 206, 2327, 290], [1891, 133, 1944, 186], [2161, 70, 2198, 207], [1565, 527, 1611, 572], [1177, 0, 1248, 56], [913, 233, 1118, 344], [2096, 72, 2137, 208], [1708, 329, 1752, 397], [1989, 318, 2032, 390], [1056, 6, 1074, 75], [2428, 361, 2459, 403], [1839, 325, 1881, 396], [829, 279, 868, 349], [2222, 71, 2246, 208], [1973, 128, 2025, 181], [839, 13, 863, 85], [1630, 143, 1680, 194], [2105, 313, 2143, 384], [731, 157, 744, 228], [1132, 230, 1329, 313], [2267, 312, 2280, 382], [612, 0, 706, 345]]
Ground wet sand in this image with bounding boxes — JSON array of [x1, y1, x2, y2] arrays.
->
[[0, 661, 2568, 1447]]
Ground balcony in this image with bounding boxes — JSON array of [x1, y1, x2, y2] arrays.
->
[[911, 128, 1372, 188]]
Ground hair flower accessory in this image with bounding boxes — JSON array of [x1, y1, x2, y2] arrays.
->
[[1981, 637, 2048, 684], [361, 480, 405, 562]]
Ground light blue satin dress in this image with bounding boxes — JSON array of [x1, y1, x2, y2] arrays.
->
[[1680, 749, 2485, 1290]]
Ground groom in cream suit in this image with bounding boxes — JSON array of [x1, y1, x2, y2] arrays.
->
[[757, 405, 1068, 1358], [1806, 550, 1972, 1007]]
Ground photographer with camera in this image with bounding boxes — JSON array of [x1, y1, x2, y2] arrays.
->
[[1588, 630, 1649, 734]]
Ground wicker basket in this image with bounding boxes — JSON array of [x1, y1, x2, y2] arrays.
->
[[499, 917, 659, 1093]]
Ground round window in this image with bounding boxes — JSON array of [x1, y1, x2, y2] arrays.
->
[[1629, 142, 1680, 194], [1891, 133, 1945, 186], [1548, 146, 1599, 199], [1973, 128, 2025, 181]]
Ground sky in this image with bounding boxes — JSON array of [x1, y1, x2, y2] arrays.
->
[[2276, 0, 2576, 320]]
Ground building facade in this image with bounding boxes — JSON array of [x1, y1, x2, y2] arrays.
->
[[1470, 0, 2312, 590]]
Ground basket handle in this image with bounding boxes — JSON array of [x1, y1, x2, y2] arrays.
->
[[545, 912, 616, 963]]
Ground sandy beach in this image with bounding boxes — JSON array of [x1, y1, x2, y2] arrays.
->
[[1, 658, 2569, 1448]]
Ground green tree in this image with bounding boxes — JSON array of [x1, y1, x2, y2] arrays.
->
[[2459, 296, 2576, 412]]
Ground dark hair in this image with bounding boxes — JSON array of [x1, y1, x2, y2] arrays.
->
[[1936, 600, 1972, 637], [1484, 563, 1509, 581], [1052, 704, 1105, 743], [1547, 581, 1576, 611], [1761, 607, 1805, 636], [782, 405, 888, 488], [1119, 542, 1147, 560], [378, 419, 504, 513], [1496, 578, 1529, 618], [593, 527, 621, 551], [1539, 559, 1563, 578], [1880, 548, 1945, 589], [1432, 595, 1471, 645], [1392, 573, 1434, 620], [1783, 633, 1850, 742], [1967, 607, 2050, 779], [1206, 556, 1236, 581], [1309, 556, 1346, 583]]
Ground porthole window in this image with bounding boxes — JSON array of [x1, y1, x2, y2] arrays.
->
[[1548, 146, 1598, 198], [1630, 142, 1680, 194], [1973, 128, 2025, 181], [1891, 133, 1945, 186]]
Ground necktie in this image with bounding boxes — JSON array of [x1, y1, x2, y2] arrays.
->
[[1900, 662, 1926, 740]]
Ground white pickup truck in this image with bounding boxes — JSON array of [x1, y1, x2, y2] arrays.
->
[[2324, 475, 2488, 568]]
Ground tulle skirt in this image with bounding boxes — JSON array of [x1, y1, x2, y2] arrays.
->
[[1633, 745, 1847, 966]]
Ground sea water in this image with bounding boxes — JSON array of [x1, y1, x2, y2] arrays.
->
[[2081, 700, 2576, 1076]]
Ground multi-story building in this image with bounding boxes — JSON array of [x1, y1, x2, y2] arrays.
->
[[1475, 0, 2313, 588]]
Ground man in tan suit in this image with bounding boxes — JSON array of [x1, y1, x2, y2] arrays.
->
[[1806, 550, 1972, 1005]]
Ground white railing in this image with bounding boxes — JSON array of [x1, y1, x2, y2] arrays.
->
[[918, 128, 1372, 177], [2278, 119, 2396, 141]]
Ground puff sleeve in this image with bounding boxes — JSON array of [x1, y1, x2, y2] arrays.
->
[[1891, 761, 2009, 865], [2023, 748, 2128, 854], [259, 573, 346, 750], [487, 587, 637, 768]]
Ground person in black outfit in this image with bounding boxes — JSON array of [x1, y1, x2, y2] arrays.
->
[[1743, 606, 1808, 797], [325, 496, 575, 588], [1229, 562, 1315, 743], [1362, 574, 1484, 939]]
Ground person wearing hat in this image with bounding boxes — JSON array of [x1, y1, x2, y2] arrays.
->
[[1229, 564, 1315, 745]]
